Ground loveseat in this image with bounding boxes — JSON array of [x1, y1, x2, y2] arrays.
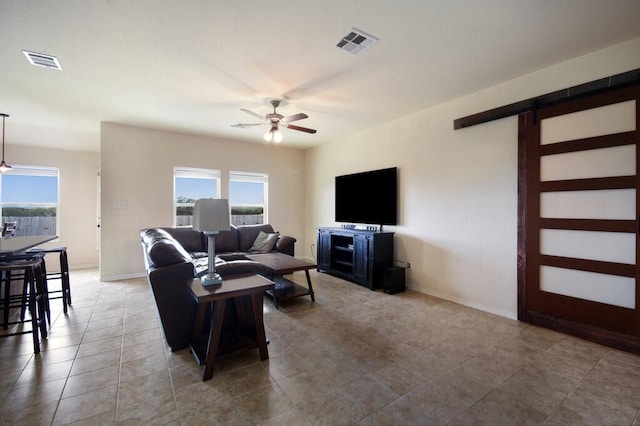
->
[[140, 224, 296, 350]]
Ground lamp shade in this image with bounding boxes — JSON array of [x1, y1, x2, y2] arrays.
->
[[192, 198, 231, 232]]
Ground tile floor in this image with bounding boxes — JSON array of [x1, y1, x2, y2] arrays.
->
[[1, 268, 640, 425]]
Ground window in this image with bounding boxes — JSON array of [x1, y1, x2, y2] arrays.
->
[[0, 165, 59, 237], [229, 172, 268, 225], [174, 167, 220, 226]]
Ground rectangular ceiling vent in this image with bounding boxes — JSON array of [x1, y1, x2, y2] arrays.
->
[[336, 28, 378, 55], [22, 50, 63, 70]]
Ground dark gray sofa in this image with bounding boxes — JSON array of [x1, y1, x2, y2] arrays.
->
[[140, 224, 295, 350]]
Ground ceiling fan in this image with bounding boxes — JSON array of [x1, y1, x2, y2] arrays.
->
[[231, 100, 317, 143]]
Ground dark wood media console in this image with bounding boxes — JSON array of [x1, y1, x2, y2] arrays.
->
[[317, 227, 393, 290]]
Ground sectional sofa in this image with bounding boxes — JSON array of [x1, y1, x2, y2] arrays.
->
[[139, 224, 296, 350]]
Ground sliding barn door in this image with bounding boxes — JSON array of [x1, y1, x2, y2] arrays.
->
[[521, 85, 640, 351]]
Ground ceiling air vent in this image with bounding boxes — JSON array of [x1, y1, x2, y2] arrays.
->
[[22, 50, 63, 70], [336, 28, 378, 55]]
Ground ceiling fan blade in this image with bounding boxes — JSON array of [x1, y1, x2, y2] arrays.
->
[[231, 123, 264, 128], [282, 112, 308, 123], [284, 124, 317, 134], [240, 108, 266, 121]]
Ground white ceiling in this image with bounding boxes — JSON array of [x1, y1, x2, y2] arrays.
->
[[1, 0, 639, 152]]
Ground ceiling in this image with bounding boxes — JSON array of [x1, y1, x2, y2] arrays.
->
[[1, 0, 639, 152]]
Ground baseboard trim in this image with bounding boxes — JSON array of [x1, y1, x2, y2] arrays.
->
[[100, 272, 147, 282], [408, 283, 517, 321], [69, 263, 99, 271]]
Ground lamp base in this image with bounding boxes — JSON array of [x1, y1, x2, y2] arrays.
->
[[200, 273, 223, 286]]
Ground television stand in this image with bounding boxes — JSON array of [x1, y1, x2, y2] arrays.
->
[[317, 227, 393, 290]]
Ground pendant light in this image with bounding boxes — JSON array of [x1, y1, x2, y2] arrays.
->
[[0, 114, 12, 173]]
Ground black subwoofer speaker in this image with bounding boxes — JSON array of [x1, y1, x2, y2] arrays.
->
[[383, 266, 405, 294]]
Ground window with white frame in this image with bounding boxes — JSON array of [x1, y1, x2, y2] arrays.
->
[[174, 167, 221, 226], [229, 171, 268, 225], [0, 165, 59, 237]]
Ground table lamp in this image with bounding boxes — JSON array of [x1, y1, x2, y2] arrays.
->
[[192, 198, 231, 286]]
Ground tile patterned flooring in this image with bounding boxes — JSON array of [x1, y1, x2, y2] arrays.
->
[[1, 268, 639, 425]]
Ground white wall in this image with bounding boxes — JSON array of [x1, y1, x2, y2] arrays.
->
[[99, 123, 305, 280], [305, 37, 640, 319], [6, 145, 99, 269]]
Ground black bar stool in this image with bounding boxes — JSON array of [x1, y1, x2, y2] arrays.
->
[[26, 246, 71, 314], [2, 251, 51, 327], [0, 254, 48, 354]]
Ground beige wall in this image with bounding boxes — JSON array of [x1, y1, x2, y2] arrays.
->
[[97, 37, 640, 317], [305, 37, 640, 319], [6, 145, 99, 269], [99, 123, 305, 280]]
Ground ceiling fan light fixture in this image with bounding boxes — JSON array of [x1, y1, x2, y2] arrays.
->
[[263, 127, 282, 143]]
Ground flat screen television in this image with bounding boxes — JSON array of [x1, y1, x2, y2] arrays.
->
[[335, 167, 397, 226]]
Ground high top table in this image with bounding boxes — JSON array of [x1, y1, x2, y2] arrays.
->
[[0, 235, 57, 255]]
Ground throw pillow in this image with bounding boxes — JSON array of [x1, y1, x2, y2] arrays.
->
[[249, 230, 279, 253]]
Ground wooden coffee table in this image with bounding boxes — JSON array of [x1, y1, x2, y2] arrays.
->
[[245, 252, 317, 309]]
